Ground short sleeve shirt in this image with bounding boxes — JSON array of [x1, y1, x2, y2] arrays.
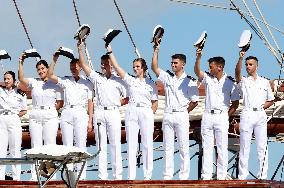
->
[[0, 87, 27, 114], [88, 70, 127, 107], [27, 78, 63, 107], [57, 76, 93, 107], [158, 70, 199, 110], [123, 73, 158, 107], [202, 72, 240, 111], [238, 75, 274, 109]]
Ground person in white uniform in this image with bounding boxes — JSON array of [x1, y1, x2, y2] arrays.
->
[[18, 56, 63, 180], [48, 53, 93, 180], [0, 71, 27, 180], [152, 40, 199, 180], [194, 48, 240, 180], [77, 40, 128, 180], [235, 52, 274, 180], [106, 44, 158, 180]]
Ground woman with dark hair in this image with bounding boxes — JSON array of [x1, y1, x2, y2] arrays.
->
[[0, 71, 27, 180], [106, 44, 158, 180], [18, 54, 63, 180]]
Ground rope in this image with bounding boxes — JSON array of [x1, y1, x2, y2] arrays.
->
[[239, 0, 282, 65], [12, 0, 34, 48], [169, 0, 231, 10], [113, 0, 141, 58], [72, 0, 81, 27], [252, 0, 282, 54]]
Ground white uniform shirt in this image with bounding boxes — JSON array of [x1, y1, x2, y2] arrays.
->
[[57, 76, 93, 107], [0, 87, 27, 114], [88, 70, 127, 107], [239, 75, 274, 109], [158, 70, 199, 110], [123, 73, 158, 107], [27, 78, 63, 107], [202, 72, 240, 111]]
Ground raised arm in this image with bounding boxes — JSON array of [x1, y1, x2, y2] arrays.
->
[[78, 40, 92, 76], [107, 44, 126, 79], [194, 48, 205, 81], [18, 53, 29, 86], [48, 53, 59, 84], [235, 51, 245, 83], [151, 39, 161, 77]]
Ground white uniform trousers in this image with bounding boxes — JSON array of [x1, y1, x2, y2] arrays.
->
[[29, 108, 59, 180], [201, 112, 229, 180], [0, 114, 22, 180], [60, 107, 88, 180], [94, 108, 122, 180], [162, 111, 190, 180], [238, 110, 268, 180], [125, 105, 154, 180]]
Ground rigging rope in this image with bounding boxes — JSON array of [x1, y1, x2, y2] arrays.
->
[[12, 0, 34, 48], [113, 0, 141, 58], [252, 0, 282, 54], [72, 0, 93, 70]]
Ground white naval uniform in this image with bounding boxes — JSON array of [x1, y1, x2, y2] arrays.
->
[[57, 76, 93, 180], [27, 78, 63, 180], [238, 75, 274, 180], [0, 87, 27, 180], [201, 72, 240, 180], [88, 70, 127, 180], [123, 73, 158, 180], [158, 70, 199, 180]]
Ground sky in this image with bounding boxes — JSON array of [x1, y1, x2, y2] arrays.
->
[[1, 0, 284, 181]]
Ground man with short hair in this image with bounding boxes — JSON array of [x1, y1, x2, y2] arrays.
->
[[235, 51, 274, 180], [194, 48, 240, 180], [77, 40, 128, 180], [152, 40, 199, 180], [48, 53, 94, 180]]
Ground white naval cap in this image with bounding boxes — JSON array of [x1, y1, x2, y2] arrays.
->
[[23, 49, 41, 59], [194, 31, 207, 49], [151, 24, 164, 43], [55, 47, 75, 60], [0, 50, 11, 60], [103, 29, 122, 47], [74, 24, 91, 40], [238, 30, 252, 52]]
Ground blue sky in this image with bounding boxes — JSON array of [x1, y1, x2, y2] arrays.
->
[[1, 0, 284, 180]]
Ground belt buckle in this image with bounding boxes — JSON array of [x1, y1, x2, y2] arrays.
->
[[70, 105, 75, 108], [253, 107, 257, 111], [136, 103, 141, 107], [172, 109, 178, 112], [4, 111, 9, 115], [40, 106, 44, 110], [210, 110, 215, 114], [104, 107, 108, 110]]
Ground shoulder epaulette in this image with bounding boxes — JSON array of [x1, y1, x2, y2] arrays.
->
[[166, 70, 174, 77], [128, 73, 135, 78], [95, 71, 103, 76], [187, 75, 196, 81], [261, 76, 269, 80], [227, 75, 236, 82], [35, 78, 41, 81], [17, 89, 26, 96], [64, 76, 72, 78]]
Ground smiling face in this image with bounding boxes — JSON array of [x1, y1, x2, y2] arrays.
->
[[4, 73, 15, 89], [171, 58, 184, 73], [36, 64, 48, 80], [101, 59, 112, 76]]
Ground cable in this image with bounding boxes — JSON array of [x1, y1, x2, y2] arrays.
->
[[113, 0, 141, 58], [72, 0, 81, 27], [12, 0, 34, 48]]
